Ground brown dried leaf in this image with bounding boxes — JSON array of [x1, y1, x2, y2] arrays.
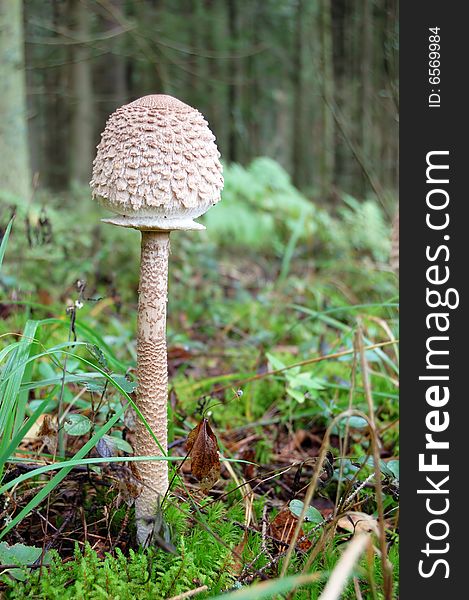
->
[[119, 463, 143, 506], [117, 477, 142, 507], [269, 509, 312, 552], [38, 414, 57, 455], [186, 418, 220, 491], [230, 532, 248, 577], [167, 345, 193, 362], [240, 448, 257, 480]]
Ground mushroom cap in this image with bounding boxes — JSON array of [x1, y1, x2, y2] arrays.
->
[[90, 94, 224, 230]]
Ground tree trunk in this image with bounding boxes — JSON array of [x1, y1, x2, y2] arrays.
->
[[0, 0, 31, 201], [94, 0, 128, 142], [318, 0, 335, 198], [360, 0, 373, 194], [247, 0, 261, 159], [69, 0, 94, 185], [227, 0, 244, 163], [292, 0, 304, 188], [205, 0, 228, 157], [42, 0, 70, 190]]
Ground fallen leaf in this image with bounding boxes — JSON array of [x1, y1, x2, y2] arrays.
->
[[312, 497, 335, 519], [117, 477, 142, 507], [37, 414, 57, 454], [230, 532, 248, 577], [269, 509, 312, 552], [96, 434, 133, 458], [186, 418, 220, 492], [119, 463, 143, 506], [337, 512, 379, 536], [168, 345, 193, 362], [37, 289, 53, 306], [240, 447, 257, 480]]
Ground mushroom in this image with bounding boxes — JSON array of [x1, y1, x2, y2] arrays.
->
[[90, 94, 223, 545]]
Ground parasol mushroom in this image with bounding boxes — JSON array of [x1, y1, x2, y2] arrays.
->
[[90, 94, 223, 545]]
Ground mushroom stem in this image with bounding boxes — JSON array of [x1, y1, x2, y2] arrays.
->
[[135, 230, 170, 546]]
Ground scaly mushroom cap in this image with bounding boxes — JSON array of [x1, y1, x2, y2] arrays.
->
[[90, 94, 224, 230]]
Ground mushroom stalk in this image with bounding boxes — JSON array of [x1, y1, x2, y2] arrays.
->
[[135, 230, 170, 545]]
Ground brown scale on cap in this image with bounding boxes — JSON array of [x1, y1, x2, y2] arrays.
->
[[90, 94, 223, 230]]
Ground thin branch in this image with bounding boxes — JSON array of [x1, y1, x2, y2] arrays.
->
[[357, 326, 392, 599]]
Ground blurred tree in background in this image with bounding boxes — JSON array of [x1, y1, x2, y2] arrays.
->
[[0, 0, 32, 200], [1, 0, 399, 204]]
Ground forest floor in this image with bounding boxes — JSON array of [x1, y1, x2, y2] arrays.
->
[[0, 170, 399, 599]]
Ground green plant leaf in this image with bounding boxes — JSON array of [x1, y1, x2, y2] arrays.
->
[[287, 373, 325, 391], [86, 343, 109, 371], [0, 320, 39, 459], [287, 388, 306, 403], [0, 217, 14, 270], [111, 374, 136, 394], [387, 460, 399, 479], [80, 378, 106, 393], [289, 499, 323, 523], [266, 353, 286, 371], [344, 416, 368, 429], [97, 434, 133, 457], [0, 541, 50, 581], [63, 414, 92, 436], [381, 459, 399, 480]]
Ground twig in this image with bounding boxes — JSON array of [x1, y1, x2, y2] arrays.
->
[[357, 326, 392, 600], [353, 576, 364, 600], [261, 504, 273, 561], [167, 586, 209, 600], [340, 473, 375, 511], [238, 516, 333, 584], [335, 334, 359, 513]]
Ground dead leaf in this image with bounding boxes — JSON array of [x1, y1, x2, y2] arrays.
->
[[168, 345, 193, 362], [230, 532, 248, 577], [337, 512, 379, 536], [115, 463, 144, 507], [37, 289, 53, 306], [240, 447, 257, 480], [290, 452, 335, 496], [38, 414, 57, 455], [312, 497, 335, 519], [116, 477, 141, 507], [269, 509, 312, 552], [186, 418, 220, 492]]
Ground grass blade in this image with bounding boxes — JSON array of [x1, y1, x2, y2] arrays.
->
[[0, 217, 14, 269], [0, 455, 183, 496], [0, 409, 123, 538], [0, 320, 39, 446], [319, 534, 370, 600], [210, 573, 321, 600]]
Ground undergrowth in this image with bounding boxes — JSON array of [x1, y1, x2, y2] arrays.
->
[[3, 497, 399, 599], [0, 158, 399, 599], [4, 501, 247, 599]]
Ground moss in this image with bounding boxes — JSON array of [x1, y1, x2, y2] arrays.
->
[[3, 500, 246, 599]]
